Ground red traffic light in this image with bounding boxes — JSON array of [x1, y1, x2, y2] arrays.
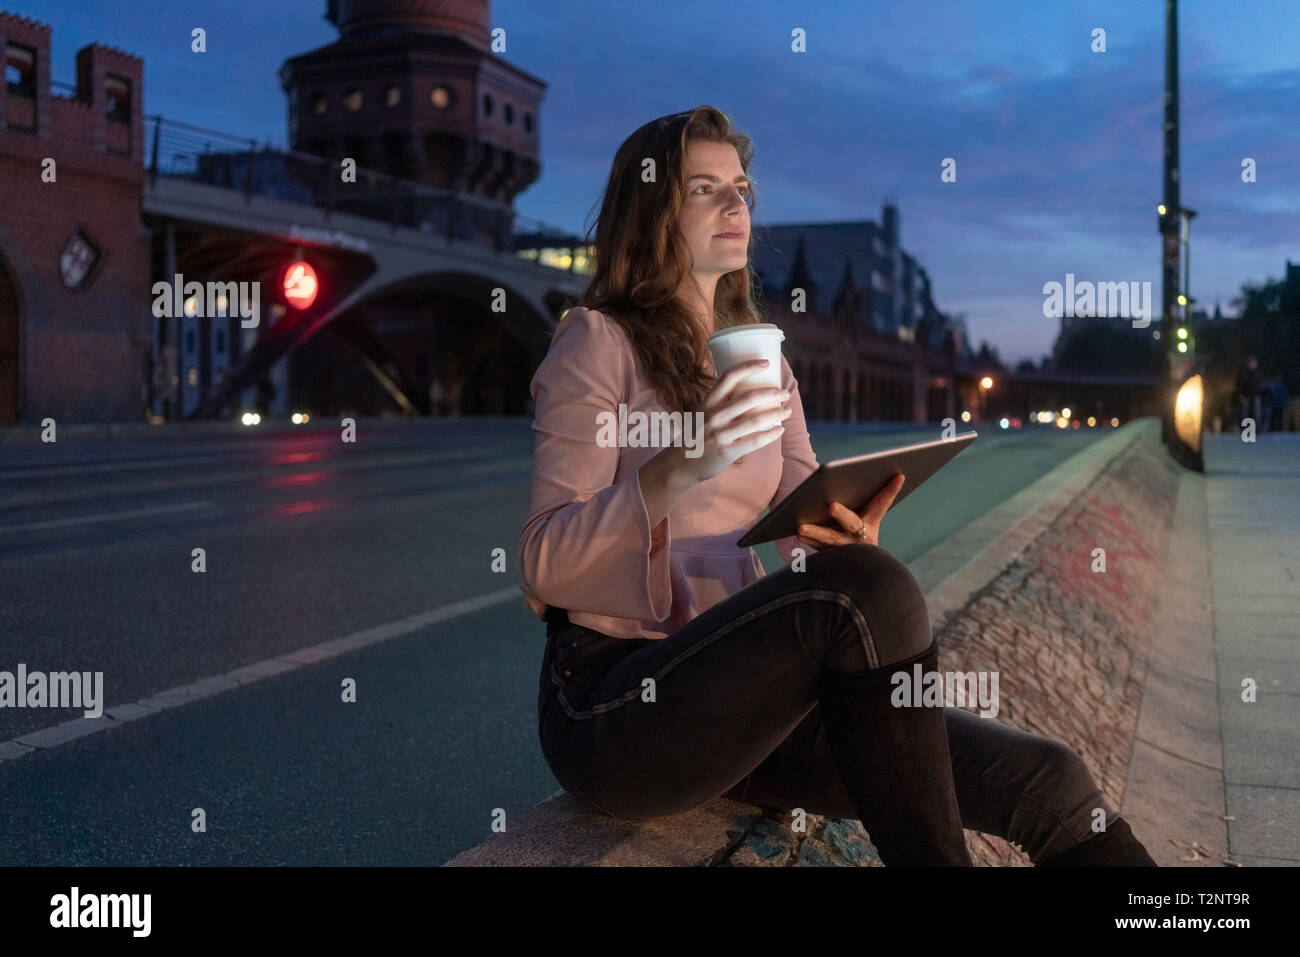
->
[[282, 261, 318, 309]]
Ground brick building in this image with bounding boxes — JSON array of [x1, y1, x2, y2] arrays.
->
[[746, 202, 967, 423], [0, 11, 150, 425]]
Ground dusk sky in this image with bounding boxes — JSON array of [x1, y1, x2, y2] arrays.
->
[[13, 0, 1298, 365]]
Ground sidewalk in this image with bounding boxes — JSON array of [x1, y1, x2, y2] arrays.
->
[[1203, 433, 1300, 865]]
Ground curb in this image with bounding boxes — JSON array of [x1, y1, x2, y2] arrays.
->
[[1119, 466, 1230, 865]]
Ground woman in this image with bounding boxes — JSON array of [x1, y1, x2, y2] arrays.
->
[[516, 106, 1157, 867]]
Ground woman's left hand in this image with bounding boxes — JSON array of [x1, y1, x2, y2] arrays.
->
[[796, 473, 905, 550]]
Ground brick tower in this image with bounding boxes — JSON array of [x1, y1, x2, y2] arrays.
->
[[279, 0, 544, 246]]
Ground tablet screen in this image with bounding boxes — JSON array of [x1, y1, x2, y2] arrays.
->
[[737, 432, 978, 548]]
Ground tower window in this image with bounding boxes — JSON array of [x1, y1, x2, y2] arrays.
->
[[343, 88, 364, 112], [383, 132, 405, 171], [430, 85, 451, 109], [5, 43, 36, 97], [385, 84, 401, 108], [311, 92, 327, 116], [105, 74, 131, 123], [504, 103, 514, 125], [523, 112, 533, 134], [482, 93, 493, 117]]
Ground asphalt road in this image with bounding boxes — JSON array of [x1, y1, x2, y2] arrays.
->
[[0, 417, 1110, 864]]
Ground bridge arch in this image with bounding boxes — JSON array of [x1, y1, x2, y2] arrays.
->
[[287, 266, 560, 416]]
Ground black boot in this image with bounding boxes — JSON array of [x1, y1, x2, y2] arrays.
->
[[1036, 817, 1158, 866], [818, 639, 972, 866]]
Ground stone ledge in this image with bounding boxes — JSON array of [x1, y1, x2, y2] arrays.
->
[[446, 792, 764, 867]]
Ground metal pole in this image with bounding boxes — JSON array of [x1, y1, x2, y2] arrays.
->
[[149, 116, 161, 187], [1161, 0, 1180, 445]]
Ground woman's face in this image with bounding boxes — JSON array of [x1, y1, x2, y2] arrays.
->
[[678, 140, 751, 284]]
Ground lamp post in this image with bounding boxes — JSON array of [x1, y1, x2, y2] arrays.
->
[[1159, 0, 1181, 448], [1156, 0, 1201, 472]]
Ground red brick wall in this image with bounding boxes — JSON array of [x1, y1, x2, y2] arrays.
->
[[0, 12, 150, 423]]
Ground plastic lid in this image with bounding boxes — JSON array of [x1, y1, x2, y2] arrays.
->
[[707, 323, 785, 343]]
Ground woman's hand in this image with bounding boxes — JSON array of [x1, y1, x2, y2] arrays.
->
[[796, 473, 905, 550], [638, 359, 791, 526], [672, 358, 792, 486]]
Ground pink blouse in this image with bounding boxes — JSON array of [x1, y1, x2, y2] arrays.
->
[[516, 306, 820, 640]]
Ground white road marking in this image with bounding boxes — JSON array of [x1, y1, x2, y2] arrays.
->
[[0, 501, 213, 534], [0, 585, 526, 760]]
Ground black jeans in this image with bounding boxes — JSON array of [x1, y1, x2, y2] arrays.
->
[[537, 543, 1115, 863]]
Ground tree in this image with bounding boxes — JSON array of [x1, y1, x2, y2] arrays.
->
[[1225, 273, 1300, 392], [1053, 320, 1161, 375], [975, 340, 1004, 369]]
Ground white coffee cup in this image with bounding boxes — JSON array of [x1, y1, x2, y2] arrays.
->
[[706, 323, 786, 390]]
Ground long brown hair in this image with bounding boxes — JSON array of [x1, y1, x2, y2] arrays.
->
[[575, 106, 765, 413]]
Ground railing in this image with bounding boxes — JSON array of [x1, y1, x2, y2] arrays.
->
[[144, 114, 578, 253]]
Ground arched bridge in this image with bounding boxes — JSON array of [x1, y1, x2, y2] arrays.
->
[[142, 116, 586, 417]]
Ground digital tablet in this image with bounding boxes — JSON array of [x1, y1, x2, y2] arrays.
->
[[736, 431, 978, 548]]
